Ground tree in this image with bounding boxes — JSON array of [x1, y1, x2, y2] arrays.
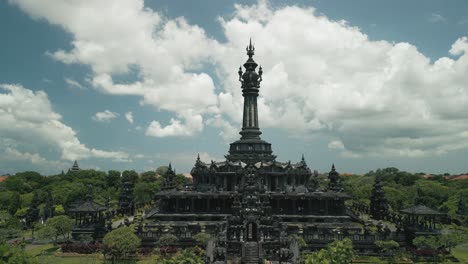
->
[[305, 238, 355, 264], [175, 174, 191, 188], [37, 224, 58, 244], [0, 212, 21, 240], [158, 233, 178, 246], [122, 170, 139, 185], [375, 240, 399, 257], [0, 242, 38, 264], [156, 166, 169, 176], [160, 249, 204, 264], [107, 170, 121, 188], [140, 171, 157, 182], [38, 215, 73, 244], [103, 226, 141, 263], [440, 232, 466, 252], [413, 236, 438, 249], [54, 205, 65, 215], [8, 192, 21, 216], [134, 182, 154, 206], [4, 176, 32, 194], [193, 232, 212, 246]]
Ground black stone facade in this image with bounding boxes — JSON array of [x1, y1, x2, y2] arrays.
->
[[139, 41, 406, 263]]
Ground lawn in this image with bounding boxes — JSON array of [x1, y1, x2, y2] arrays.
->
[[452, 243, 468, 263], [26, 243, 58, 256]]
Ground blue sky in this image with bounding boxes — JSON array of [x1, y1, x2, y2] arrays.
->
[[1, 0, 468, 175]]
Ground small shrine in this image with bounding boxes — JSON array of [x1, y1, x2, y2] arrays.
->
[[370, 176, 389, 220], [118, 178, 135, 216], [67, 186, 107, 241]]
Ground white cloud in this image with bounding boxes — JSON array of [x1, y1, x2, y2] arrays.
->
[[92, 110, 118, 122], [9, 0, 219, 138], [214, 2, 468, 157], [0, 84, 129, 162], [429, 13, 446, 23], [125, 111, 134, 124], [145, 110, 203, 137], [3, 147, 62, 166], [10, 0, 468, 158], [65, 77, 85, 89], [328, 140, 345, 150]]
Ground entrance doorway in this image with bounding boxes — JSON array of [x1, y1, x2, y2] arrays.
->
[[246, 222, 258, 241]]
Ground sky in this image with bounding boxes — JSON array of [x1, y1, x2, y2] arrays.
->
[[1, 0, 468, 175]]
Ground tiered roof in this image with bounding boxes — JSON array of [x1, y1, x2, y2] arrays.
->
[[400, 205, 444, 216]]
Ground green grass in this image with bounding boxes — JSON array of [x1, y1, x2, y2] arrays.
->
[[34, 255, 147, 264], [26, 243, 58, 256], [452, 243, 468, 263], [35, 255, 103, 264]]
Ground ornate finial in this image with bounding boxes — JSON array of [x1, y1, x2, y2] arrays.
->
[[332, 164, 336, 171], [246, 38, 255, 57], [197, 153, 200, 161], [301, 154, 305, 162], [238, 66, 243, 82]]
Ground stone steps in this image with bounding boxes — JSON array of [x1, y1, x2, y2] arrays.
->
[[244, 242, 259, 264]]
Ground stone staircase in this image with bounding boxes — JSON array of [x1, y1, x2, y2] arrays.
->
[[243, 242, 259, 264]]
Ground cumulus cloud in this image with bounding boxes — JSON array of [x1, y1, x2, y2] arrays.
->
[[9, 0, 468, 158], [2, 147, 63, 166], [146, 110, 203, 137], [214, 1, 468, 157], [92, 110, 118, 122], [125, 111, 134, 124], [0, 84, 129, 163], [9, 0, 219, 138]]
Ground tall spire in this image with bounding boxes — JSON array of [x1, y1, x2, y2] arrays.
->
[[238, 39, 263, 140], [227, 40, 275, 164]]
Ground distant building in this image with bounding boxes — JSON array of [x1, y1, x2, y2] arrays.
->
[[69, 160, 81, 172], [450, 174, 468, 180]]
